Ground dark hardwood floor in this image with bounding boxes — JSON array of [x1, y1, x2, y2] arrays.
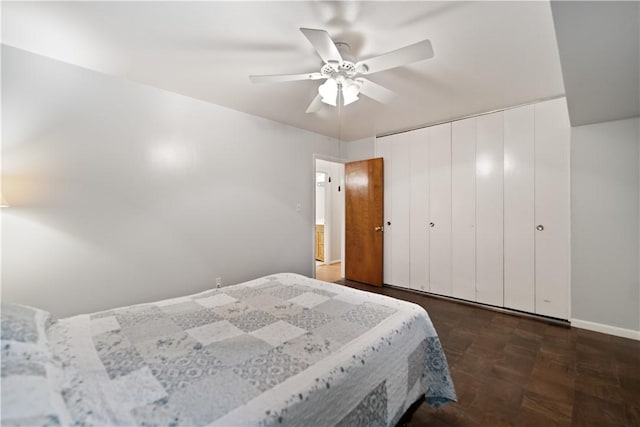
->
[[336, 279, 640, 426]]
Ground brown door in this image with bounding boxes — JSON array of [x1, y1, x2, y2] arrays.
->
[[345, 158, 384, 286]]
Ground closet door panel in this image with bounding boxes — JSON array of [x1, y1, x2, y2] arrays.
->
[[504, 105, 535, 312], [428, 123, 452, 296], [534, 98, 570, 319], [409, 128, 430, 291], [475, 112, 504, 306], [376, 137, 394, 285], [389, 133, 412, 288], [451, 118, 476, 302]]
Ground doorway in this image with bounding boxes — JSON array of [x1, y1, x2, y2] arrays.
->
[[314, 158, 345, 283]]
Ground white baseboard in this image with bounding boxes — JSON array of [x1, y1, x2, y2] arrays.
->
[[571, 318, 640, 341]]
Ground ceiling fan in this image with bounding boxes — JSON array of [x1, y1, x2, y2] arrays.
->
[[249, 28, 434, 113]]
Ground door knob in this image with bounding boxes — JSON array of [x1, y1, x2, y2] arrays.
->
[[375, 226, 384, 232], [536, 225, 544, 231], [429, 222, 435, 228]]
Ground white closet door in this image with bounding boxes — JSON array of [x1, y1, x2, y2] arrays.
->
[[389, 133, 412, 288], [451, 118, 476, 301], [475, 112, 504, 306], [428, 123, 452, 296], [504, 105, 535, 312], [409, 128, 430, 291], [534, 98, 570, 319], [376, 137, 394, 286]]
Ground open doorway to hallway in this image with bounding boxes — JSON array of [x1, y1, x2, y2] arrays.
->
[[314, 158, 345, 283]]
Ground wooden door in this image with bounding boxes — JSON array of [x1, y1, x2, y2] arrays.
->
[[389, 136, 411, 287], [534, 98, 570, 319], [409, 129, 430, 292], [345, 158, 384, 286], [504, 105, 535, 313], [428, 123, 453, 297], [376, 139, 394, 286], [476, 111, 504, 306], [451, 118, 477, 302], [315, 225, 325, 262]]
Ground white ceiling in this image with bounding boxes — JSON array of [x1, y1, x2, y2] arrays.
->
[[1, 1, 566, 141], [551, 1, 640, 126]]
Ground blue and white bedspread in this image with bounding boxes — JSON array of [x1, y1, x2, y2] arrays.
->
[[49, 273, 456, 426]]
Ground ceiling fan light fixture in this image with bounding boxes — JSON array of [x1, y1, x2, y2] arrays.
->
[[342, 80, 360, 106], [342, 91, 359, 106], [318, 78, 338, 106]]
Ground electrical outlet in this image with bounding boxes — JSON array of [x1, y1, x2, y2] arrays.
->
[[216, 277, 222, 288]]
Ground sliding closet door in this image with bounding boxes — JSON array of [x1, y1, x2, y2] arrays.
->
[[388, 133, 412, 288], [503, 105, 536, 312], [534, 98, 570, 319], [409, 128, 430, 291], [428, 123, 452, 296], [376, 137, 394, 286], [475, 112, 504, 306], [451, 118, 476, 301]]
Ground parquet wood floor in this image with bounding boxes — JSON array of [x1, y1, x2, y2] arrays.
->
[[336, 279, 640, 426], [316, 262, 342, 283]]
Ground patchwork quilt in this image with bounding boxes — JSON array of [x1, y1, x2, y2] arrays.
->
[[43, 273, 456, 426]]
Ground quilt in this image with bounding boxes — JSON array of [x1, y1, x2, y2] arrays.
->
[[47, 273, 456, 426]]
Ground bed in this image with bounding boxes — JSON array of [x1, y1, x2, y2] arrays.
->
[[1, 273, 456, 426]]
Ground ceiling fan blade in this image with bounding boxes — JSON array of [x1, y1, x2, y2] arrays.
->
[[356, 40, 434, 75], [249, 72, 324, 84], [300, 28, 342, 63], [358, 78, 397, 104], [306, 94, 323, 113]]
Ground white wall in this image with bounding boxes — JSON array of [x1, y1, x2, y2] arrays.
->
[[316, 159, 343, 264], [327, 163, 343, 264], [315, 173, 326, 225], [1, 46, 339, 317], [340, 136, 375, 162], [571, 117, 640, 334]]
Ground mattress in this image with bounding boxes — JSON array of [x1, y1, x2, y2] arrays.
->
[[5, 273, 456, 426]]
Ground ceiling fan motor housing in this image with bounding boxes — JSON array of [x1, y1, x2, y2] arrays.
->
[[320, 42, 359, 80], [335, 42, 355, 63]]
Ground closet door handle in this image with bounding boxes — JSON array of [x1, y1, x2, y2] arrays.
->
[[429, 222, 435, 228], [536, 224, 544, 231]]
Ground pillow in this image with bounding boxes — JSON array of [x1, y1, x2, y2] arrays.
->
[[1, 302, 53, 360], [1, 303, 70, 426]]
